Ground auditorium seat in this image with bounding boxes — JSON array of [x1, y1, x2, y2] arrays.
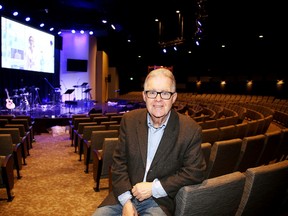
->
[[257, 130, 282, 166], [0, 153, 14, 201], [10, 118, 33, 148], [235, 122, 248, 139], [246, 120, 259, 137], [69, 114, 87, 140], [83, 130, 119, 173], [73, 122, 97, 153], [236, 160, 288, 216], [0, 128, 26, 166], [205, 138, 242, 179], [235, 134, 266, 172], [77, 125, 106, 161], [5, 124, 30, 156], [0, 134, 22, 179], [175, 171, 245, 216], [218, 125, 237, 141], [202, 128, 219, 144], [14, 115, 35, 142], [93, 137, 118, 192], [275, 128, 288, 162], [201, 142, 211, 169], [71, 117, 91, 146]]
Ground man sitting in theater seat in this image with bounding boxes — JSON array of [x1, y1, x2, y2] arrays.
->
[[92, 68, 206, 216]]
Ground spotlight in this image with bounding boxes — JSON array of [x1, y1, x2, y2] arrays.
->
[[25, 17, 30, 22], [13, 11, 18, 16]]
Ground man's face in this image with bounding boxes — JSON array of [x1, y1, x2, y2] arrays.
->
[[142, 74, 177, 119]]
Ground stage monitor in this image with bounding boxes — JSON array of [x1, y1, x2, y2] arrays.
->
[[67, 58, 88, 72], [1, 16, 55, 73]]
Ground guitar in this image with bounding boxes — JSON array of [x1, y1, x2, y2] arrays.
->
[[5, 88, 16, 109]]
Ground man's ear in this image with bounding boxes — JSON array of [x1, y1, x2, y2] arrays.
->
[[172, 92, 177, 103], [142, 91, 147, 102]]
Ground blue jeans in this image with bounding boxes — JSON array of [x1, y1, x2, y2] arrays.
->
[[92, 197, 166, 216]]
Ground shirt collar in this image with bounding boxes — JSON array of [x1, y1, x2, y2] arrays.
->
[[147, 111, 171, 129]]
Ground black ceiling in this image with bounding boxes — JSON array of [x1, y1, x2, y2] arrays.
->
[[1, 0, 286, 81]]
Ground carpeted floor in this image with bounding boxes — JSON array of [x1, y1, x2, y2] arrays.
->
[[0, 132, 108, 216]]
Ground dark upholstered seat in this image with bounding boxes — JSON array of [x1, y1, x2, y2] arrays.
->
[[93, 137, 118, 192], [175, 171, 245, 216], [236, 160, 288, 216]]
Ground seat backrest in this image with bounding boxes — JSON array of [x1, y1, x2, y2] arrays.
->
[[202, 128, 220, 144], [73, 117, 91, 130], [255, 118, 266, 134], [236, 160, 288, 216], [14, 115, 32, 125], [199, 119, 218, 130], [235, 134, 266, 172], [93, 116, 109, 124], [0, 128, 21, 144], [89, 113, 103, 120], [0, 134, 13, 155], [4, 124, 26, 137], [77, 122, 98, 134], [72, 114, 87, 123], [90, 130, 119, 150], [108, 124, 120, 131], [275, 128, 288, 162], [89, 130, 119, 162], [201, 142, 211, 168], [175, 171, 245, 216], [0, 119, 8, 127], [262, 115, 273, 134], [206, 138, 242, 179], [109, 115, 123, 123], [82, 125, 106, 141], [218, 125, 237, 141], [10, 118, 30, 131], [235, 122, 248, 139], [0, 115, 14, 122], [257, 130, 282, 166], [101, 137, 119, 177], [246, 120, 259, 137], [0, 153, 15, 200], [100, 121, 118, 129]]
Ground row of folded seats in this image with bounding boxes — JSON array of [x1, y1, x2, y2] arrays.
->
[[0, 114, 35, 201], [69, 113, 122, 192]]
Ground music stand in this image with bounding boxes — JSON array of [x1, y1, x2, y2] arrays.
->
[[64, 89, 75, 115], [81, 82, 88, 87], [83, 88, 92, 100]]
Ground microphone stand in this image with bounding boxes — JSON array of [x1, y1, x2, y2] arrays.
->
[[44, 78, 56, 105]]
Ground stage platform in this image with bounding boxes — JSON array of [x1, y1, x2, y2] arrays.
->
[[0, 99, 145, 134]]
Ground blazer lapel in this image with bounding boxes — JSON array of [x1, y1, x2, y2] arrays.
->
[[150, 110, 179, 168], [136, 110, 149, 169]]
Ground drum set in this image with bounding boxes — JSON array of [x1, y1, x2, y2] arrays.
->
[[10, 86, 41, 111]]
